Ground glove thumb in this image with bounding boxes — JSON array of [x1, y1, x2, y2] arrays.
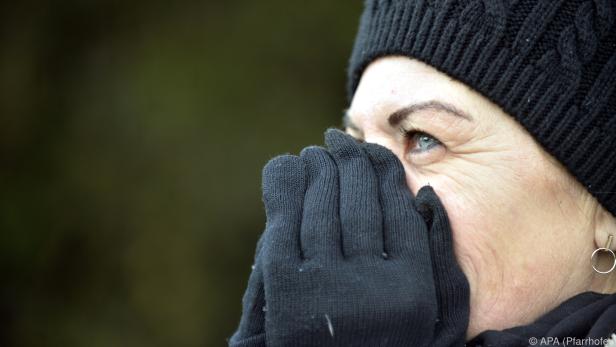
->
[[416, 185, 470, 347], [228, 235, 267, 347]]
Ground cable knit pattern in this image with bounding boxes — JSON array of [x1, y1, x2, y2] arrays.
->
[[348, 0, 616, 217]]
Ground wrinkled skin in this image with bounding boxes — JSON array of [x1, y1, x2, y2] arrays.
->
[[345, 56, 616, 338]]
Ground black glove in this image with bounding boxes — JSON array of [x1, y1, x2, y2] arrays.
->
[[229, 129, 469, 346]]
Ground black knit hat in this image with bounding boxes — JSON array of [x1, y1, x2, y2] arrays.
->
[[347, 0, 616, 217]]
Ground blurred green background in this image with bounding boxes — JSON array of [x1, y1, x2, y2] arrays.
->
[[0, 1, 361, 346]]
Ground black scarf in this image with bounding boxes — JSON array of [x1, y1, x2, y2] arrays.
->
[[468, 292, 616, 346]]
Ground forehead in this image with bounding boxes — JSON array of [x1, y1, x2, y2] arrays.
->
[[349, 56, 483, 123]]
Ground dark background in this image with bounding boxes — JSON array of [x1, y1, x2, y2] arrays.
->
[[0, 1, 361, 346]]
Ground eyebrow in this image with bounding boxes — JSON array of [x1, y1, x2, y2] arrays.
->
[[388, 100, 473, 126], [343, 100, 473, 134]]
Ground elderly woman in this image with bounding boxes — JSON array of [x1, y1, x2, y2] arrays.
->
[[230, 0, 616, 346]]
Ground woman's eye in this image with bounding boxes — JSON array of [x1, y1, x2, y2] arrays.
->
[[407, 131, 442, 153]]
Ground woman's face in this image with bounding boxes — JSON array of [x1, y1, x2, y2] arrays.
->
[[346, 57, 613, 338]]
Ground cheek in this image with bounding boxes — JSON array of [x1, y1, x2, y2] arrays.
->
[[400, 150, 537, 243], [400, 157, 539, 282]]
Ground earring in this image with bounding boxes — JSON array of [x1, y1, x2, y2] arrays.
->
[[591, 234, 616, 274]]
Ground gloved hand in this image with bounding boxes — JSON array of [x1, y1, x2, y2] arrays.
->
[[229, 128, 470, 346]]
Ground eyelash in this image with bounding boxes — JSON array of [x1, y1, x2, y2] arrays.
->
[[398, 126, 441, 145]]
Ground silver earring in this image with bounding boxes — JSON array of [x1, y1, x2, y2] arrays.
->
[[591, 234, 616, 274]]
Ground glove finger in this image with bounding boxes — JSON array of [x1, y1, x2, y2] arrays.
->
[[416, 185, 470, 346], [362, 142, 431, 260], [261, 154, 306, 263], [299, 146, 342, 262], [324, 128, 383, 258]]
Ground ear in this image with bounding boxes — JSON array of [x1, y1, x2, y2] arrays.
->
[[592, 206, 616, 293], [593, 206, 616, 251]]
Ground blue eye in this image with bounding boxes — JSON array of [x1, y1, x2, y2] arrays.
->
[[407, 131, 442, 153]]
